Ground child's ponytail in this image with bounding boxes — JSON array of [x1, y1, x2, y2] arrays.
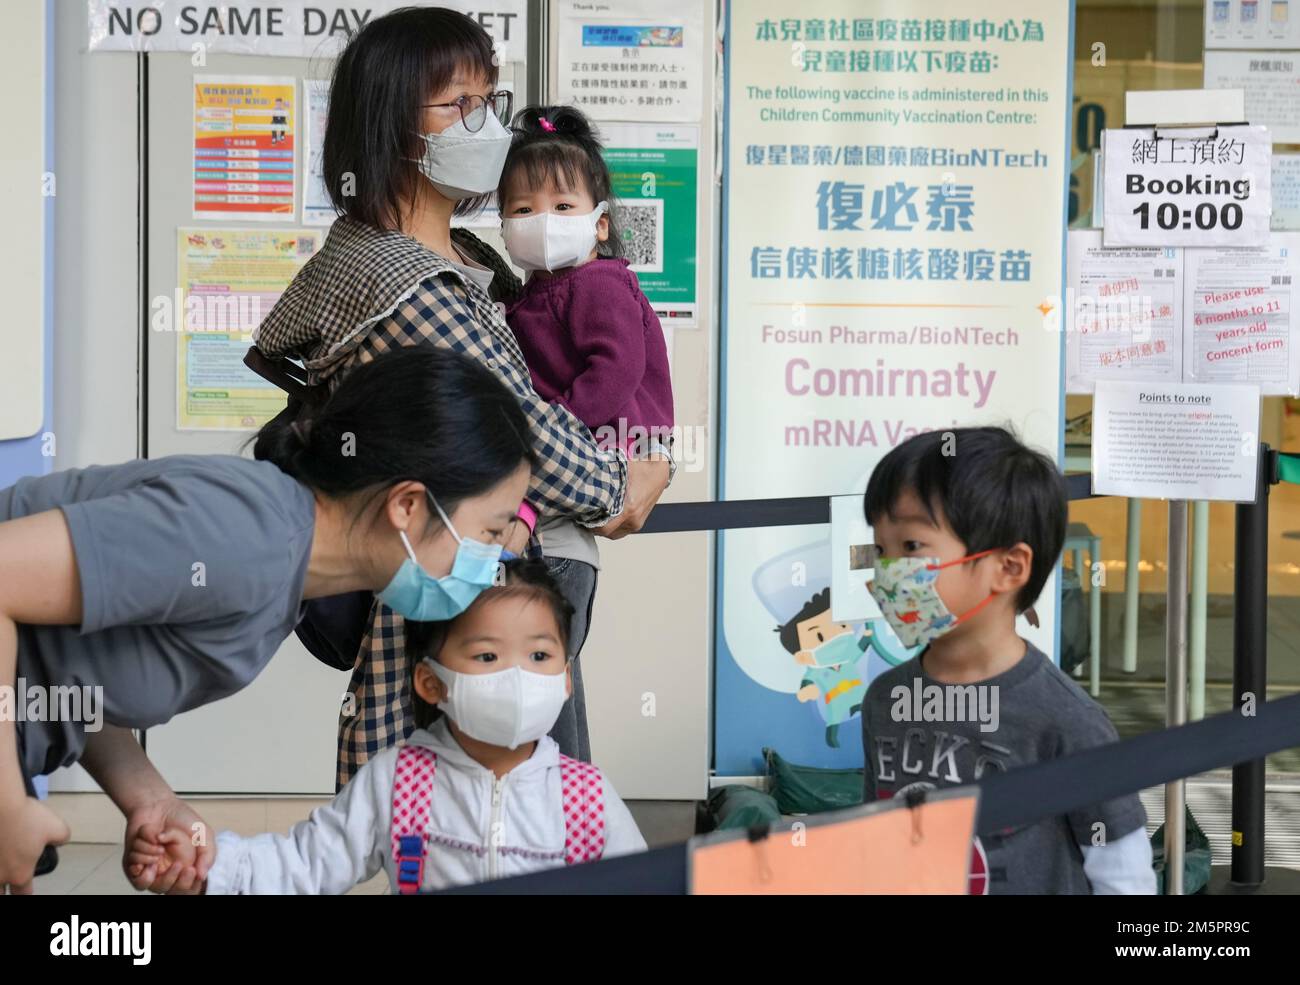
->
[[499, 104, 624, 258]]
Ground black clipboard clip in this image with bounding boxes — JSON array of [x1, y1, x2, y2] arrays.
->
[[904, 787, 928, 845], [746, 822, 775, 883]]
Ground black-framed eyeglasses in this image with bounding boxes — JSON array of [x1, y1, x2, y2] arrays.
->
[[423, 91, 513, 133]]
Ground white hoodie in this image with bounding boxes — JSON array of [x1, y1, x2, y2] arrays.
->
[[205, 718, 647, 894]]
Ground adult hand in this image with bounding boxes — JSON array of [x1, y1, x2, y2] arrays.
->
[[123, 796, 214, 895], [0, 796, 70, 894], [594, 457, 670, 540]]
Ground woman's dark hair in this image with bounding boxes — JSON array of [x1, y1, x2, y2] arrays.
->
[[323, 6, 499, 229], [252, 346, 536, 525], [863, 426, 1066, 613], [407, 558, 575, 729], [498, 104, 624, 258]]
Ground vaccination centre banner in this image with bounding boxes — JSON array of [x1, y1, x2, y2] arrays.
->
[[717, 0, 1075, 774]]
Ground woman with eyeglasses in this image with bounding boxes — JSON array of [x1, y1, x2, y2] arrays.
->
[[249, 7, 672, 794]]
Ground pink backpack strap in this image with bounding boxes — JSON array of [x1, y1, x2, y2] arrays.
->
[[390, 745, 438, 894], [559, 755, 606, 864]]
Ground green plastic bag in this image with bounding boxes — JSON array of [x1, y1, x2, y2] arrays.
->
[[1151, 807, 1213, 895], [764, 747, 865, 815], [704, 784, 783, 832]]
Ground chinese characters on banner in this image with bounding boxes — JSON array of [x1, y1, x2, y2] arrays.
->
[[716, 1, 1071, 773], [193, 76, 296, 221]]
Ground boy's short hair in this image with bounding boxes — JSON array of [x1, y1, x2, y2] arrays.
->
[[405, 558, 575, 730], [863, 426, 1066, 613]]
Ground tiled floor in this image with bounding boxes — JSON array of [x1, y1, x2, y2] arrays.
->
[[1071, 590, 1300, 773]]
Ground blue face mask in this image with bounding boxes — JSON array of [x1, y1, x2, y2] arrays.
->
[[376, 495, 504, 621], [808, 633, 862, 668]]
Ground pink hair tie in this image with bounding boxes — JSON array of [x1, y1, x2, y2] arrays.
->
[[538, 117, 557, 133]]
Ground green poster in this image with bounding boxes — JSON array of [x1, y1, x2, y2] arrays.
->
[[602, 123, 699, 327]]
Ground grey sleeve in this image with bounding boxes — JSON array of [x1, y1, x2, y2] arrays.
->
[[1059, 705, 1147, 847], [62, 469, 296, 634]]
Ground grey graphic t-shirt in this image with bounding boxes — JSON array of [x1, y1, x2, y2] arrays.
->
[[1, 455, 316, 779], [861, 642, 1146, 895]]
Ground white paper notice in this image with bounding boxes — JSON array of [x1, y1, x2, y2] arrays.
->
[[556, 0, 703, 122], [1066, 230, 1183, 392], [302, 79, 334, 226], [1183, 233, 1300, 395], [1103, 125, 1272, 248], [1204, 51, 1300, 143], [1274, 154, 1300, 230], [829, 494, 881, 624], [1093, 380, 1262, 502]]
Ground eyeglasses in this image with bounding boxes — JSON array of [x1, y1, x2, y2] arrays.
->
[[423, 91, 513, 133]]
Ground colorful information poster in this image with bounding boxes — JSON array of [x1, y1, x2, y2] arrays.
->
[[556, 0, 703, 122], [175, 227, 322, 430], [717, 1, 1072, 774], [194, 76, 296, 220], [602, 123, 699, 328], [1204, 0, 1300, 49]]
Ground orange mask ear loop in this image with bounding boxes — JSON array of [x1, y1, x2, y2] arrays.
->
[[925, 548, 1000, 624], [926, 547, 998, 572]]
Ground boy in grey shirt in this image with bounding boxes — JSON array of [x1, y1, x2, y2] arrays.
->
[[860, 427, 1154, 895]]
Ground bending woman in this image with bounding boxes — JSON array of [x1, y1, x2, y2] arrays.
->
[[0, 348, 533, 893]]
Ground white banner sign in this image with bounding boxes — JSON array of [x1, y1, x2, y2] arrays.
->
[[1103, 125, 1273, 247], [87, 1, 527, 63]]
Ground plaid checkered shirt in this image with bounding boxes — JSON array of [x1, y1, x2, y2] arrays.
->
[[254, 217, 628, 789]]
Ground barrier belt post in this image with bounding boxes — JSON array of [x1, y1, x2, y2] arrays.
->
[[1165, 499, 1189, 895], [1230, 443, 1278, 889]]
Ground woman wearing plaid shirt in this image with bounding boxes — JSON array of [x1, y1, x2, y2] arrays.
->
[[251, 8, 672, 789]]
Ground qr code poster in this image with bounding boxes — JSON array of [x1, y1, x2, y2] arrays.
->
[[621, 199, 665, 273], [602, 123, 700, 327]]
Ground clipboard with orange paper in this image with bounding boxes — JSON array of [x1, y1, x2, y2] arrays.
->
[[688, 786, 979, 895]]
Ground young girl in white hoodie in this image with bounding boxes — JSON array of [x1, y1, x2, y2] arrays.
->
[[187, 559, 645, 894]]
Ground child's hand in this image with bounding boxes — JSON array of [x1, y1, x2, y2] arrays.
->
[[122, 797, 214, 895], [797, 683, 820, 703], [0, 796, 71, 894]]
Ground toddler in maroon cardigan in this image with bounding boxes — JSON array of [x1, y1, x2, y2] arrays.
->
[[498, 105, 674, 457]]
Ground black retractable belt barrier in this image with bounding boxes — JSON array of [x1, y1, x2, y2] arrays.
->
[[429, 692, 1300, 894], [636, 472, 1098, 535]]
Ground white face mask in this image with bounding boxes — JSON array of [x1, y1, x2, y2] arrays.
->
[[427, 660, 568, 750], [501, 202, 608, 272], [412, 112, 512, 201]]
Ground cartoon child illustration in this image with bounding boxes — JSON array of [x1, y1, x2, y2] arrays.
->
[[775, 588, 869, 748]]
